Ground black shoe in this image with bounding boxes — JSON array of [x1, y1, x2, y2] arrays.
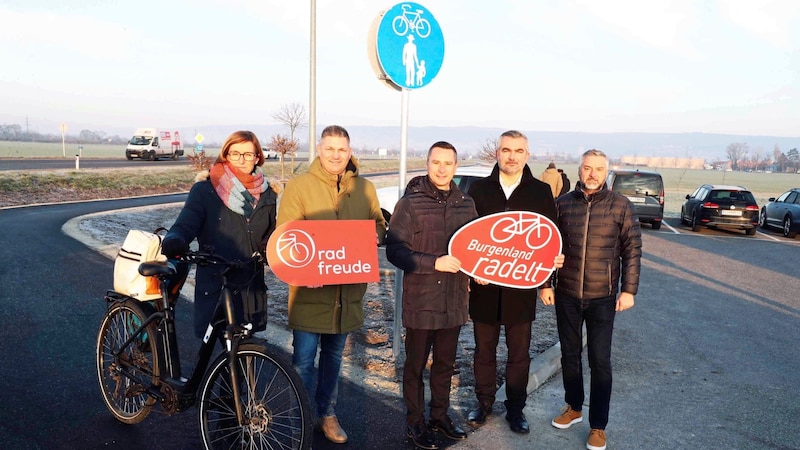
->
[[406, 423, 438, 450], [467, 406, 492, 426], [505, 413, 530, 434], [428, 417, 467, 440]]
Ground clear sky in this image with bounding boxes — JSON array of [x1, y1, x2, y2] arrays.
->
[[1, 0, 798, 137]]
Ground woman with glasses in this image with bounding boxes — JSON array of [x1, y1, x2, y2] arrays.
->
[[161, 130, 281, 338]]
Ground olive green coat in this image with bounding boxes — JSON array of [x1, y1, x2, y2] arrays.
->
[[276, 157, 386, 333]]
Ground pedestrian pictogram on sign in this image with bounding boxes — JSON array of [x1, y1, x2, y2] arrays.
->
[[372, 2, 444, 90]]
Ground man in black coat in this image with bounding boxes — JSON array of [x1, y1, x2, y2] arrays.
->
[[466, 130, 559, 434], [386, 141, 478, 449]]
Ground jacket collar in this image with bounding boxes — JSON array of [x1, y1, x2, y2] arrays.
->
[[309, 156, 359, 190]]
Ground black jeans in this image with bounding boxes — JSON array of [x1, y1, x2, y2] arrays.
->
[[555, 293, 616, 429], [473, 320, 532, 416], [403, 326, 461, 425]]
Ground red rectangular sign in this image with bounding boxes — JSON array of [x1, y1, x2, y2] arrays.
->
[[266, 220, 380, 286]]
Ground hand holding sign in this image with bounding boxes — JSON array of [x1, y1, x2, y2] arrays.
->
[[448, 211, 562, 289]]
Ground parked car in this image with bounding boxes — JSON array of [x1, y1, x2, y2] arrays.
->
[[758, 187, 800, 238], [680, 184, 759, 235], [606, 169, 665, 229], [376, 165, 493, 224], [262, 147, 279, 159]]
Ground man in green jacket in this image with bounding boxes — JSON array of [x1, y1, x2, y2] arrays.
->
[[277, 125, 386, 444]]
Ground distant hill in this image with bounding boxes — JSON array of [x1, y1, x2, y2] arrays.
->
[[213, 124, 800, 162], [8, 114, 799, 162]]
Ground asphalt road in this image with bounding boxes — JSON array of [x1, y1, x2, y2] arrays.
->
[[2, 194, 799, 449], [0, 158, 283, 172], [0, 195, 420, 450]]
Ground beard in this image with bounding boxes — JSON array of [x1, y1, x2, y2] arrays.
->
[[582, 178, 602, 191]]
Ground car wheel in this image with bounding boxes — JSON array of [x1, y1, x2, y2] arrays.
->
[[147, 151, 156, 161], [784, 216, 797, 238], [651, 221, 662, 230], [758, 208, 767, 228], [745, 227, 756, 236], [691, 213, 701, 232]]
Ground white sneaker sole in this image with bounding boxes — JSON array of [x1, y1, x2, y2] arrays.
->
[[551, 415, 583, 429]]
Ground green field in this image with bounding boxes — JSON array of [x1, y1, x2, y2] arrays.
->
[[2, 142, 797, 217]]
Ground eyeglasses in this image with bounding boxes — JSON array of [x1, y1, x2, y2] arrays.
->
[[228, 151, 256, 161]]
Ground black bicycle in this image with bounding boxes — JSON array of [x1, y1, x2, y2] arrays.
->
[[96, 250, 312, 449]]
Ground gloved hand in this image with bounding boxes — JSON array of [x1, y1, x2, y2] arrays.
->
[[161, 236, 188, 258]]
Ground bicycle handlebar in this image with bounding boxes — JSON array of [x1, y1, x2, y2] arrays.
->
[[177, 250, 265, 269]]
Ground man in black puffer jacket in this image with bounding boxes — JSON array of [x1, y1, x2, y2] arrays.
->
[[386, 141, 478, 450], [541, 149, 642, 450]]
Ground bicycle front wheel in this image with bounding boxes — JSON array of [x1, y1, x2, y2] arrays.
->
[[96, 299, 160, 424], [198, 343, 312, 450]]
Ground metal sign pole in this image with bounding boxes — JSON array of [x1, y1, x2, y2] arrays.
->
[[393, 88, 410, 360]]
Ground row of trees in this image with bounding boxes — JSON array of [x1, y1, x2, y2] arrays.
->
[[726, 142, 800, 172], [0, 124, 127, 144]]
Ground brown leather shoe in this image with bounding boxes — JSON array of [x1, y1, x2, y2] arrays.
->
[[320, 415, 348, 444]]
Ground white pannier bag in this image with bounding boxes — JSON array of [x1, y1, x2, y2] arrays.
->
[[114, 228, 167, 301]]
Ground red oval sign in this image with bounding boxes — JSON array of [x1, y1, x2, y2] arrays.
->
[[448, 211, 561, 289]]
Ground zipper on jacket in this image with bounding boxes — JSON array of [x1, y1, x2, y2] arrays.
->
[[579, 199, 591, 299]]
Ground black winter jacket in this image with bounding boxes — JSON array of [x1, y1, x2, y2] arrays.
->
[[467, 164, 558, 324], [554, 183, 642, 300], [163, 178, 278, 337], [386, 175, 478, 330]]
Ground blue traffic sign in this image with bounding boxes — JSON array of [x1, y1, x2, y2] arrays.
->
[[375, 2, 444, 89]]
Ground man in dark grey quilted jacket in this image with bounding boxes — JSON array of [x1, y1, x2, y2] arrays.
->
[[540, 148, 642, 450]]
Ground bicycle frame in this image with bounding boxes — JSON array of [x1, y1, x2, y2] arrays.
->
[[109, 254, 258, 420]]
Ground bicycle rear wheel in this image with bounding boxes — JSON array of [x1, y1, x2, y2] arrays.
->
[[96, 299, 160, 424], [198, 343, 312, 450]]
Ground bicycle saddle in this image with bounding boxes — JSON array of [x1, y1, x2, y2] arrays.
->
[[138, 260, 177, 277]]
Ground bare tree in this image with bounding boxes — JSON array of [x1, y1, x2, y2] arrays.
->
[[273, 102, 307, 171], [269, 134, 299, 181], [476, 137, 498, 162], [726, 142, 749, 171]]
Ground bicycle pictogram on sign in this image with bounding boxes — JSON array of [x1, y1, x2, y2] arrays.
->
[[391, 4, 431, 38], [276, 229, 315, 268]]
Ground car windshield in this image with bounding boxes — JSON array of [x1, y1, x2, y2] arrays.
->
[[130, 136, 152, 145], [613, 175, 661, 197]]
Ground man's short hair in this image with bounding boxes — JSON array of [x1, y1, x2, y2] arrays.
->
[[582, 149, 607, 160], [499, 130, 528, 141], [427, 141, 457, 160], [320, 125, 350, 143]]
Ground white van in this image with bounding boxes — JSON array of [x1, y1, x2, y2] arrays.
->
[[125, 128, 184, 161]]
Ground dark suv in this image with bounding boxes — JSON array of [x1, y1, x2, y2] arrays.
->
[[606, 170, 665, 229], [680, 184, 759, 235]]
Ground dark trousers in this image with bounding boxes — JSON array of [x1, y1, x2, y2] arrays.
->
[[555, 293, 617, 429], [403, 326, 461, 425], [473, 320, 532, 416]]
